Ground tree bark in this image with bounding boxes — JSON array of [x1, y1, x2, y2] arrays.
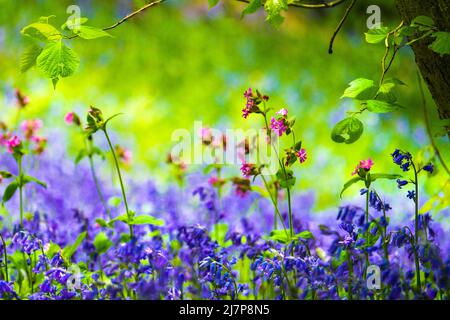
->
[[395, 0, 450, 132]]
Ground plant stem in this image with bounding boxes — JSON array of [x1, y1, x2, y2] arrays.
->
[[83, 133, 110, 219], [103, 127, 133, 238], [18, 155, 24, 229], [346, 249, 353, 300], [411, 161, 422, 292], [261, 175, 288, 237], [0, 233, 8, 282], [364, 188, 370, 278]]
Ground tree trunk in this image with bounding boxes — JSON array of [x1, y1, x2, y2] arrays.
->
[[395, 0, 450, 133]]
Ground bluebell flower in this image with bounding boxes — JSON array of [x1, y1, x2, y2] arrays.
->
[[396, 179, 408, 189], [423, 163, 434, 174], [407, 190, 416, 200]]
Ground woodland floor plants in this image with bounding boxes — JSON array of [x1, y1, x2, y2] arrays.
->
[[241, 88, 308, 240], [341, 158, 401, 280], [391, 149, 435, 293], [0, 133, 46, 229]]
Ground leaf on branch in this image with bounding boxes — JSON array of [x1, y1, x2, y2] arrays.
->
[[364, 26, 389, 44], [341, 78, 378, 100], [241, 0, 262, 18], [264, 0, 288, 28], [76, 26, 112, 40], [429, 32, 450, 57], [364, 100, 403, 113], [36, 40, 80, 84], [331, 117, 364, 144], [21, 22, 61, 42], [20, 44, 43, 73]]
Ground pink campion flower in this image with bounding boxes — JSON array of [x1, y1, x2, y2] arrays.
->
[[0, 175, 3, 184], [276, 108, 288, 117], [65, 112, 75, 124], [270, 117, 287, 137], [21, 119, 42, 140], [242, 88, 254, 119], [7, 135, 21, 153], [296, 148, 307, 163], [31, 136, 47, 155], [240, 162, 252, 178], [0, 132, 11, 147], [352, 158, 374, 175]]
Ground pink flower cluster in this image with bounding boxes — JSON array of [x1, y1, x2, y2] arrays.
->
[[296, 148, 307, 163], [0, 133, 21, 153], [21, 119, 42, 140], [269, 108, 290, 137], [351, 158, 374, 175], [242, 88, 254, 119]]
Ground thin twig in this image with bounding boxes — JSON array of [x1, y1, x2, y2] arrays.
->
[[417, 70, 450, 177], [103, 0, 166, 31], [236, 0, 348, 9], [328, 0, 357, 54]]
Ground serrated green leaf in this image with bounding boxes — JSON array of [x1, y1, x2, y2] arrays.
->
[[341, 78, 378, 100], [21, 22, 61, 41], [61, 17, 88, 30], [20, 44, 43, 73], [411, 15, 434, 28], [365, 100, 402, 113], [295, 230, 314, 240], [429, 32, 450, 56], [76, 26, 112, 40], [36, 41, 80, 80], [331, 117, 364, 144], [241, 0, 262, 18], [340, 176, 363, 198], [364, 26, 389, 44], [264, 0, 288, 28]]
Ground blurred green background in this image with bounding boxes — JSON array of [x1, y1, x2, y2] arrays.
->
[[0, 0, 448, 211]]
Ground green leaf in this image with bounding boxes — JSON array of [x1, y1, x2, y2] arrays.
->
[[369, 173, 402, 182], [429, 32, 450, 56], [36, 41, 80, 81], [264, 0, 288, 28], [331, 117, 364, 144], [131, 214, 165, 226], [62, 231, 87, 262], [95, 218, 109, 228], [61, 17, 89, 30], [20, 44, 43, 73], [364, 26, 389, 44], [340, 176, 363, 198], [332, 250, 348, 269], [76, 26, 112, 40], [22, 175, 47, 188], [241, 0, 261, 18], [269, 229, 291, 243], [276, 169, 296, 188], [208, 0, 220, 8], [365, 100, 403, 113], [411, 16, 435, 28], [93, 232, 112, 254], [107, 196, 122, 207], [2, 182, 18, 203], [341, 78, 378, 100], [21, 22, 61, 42], [295, 230, 314, 240], [0, 171, 13, 179]]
